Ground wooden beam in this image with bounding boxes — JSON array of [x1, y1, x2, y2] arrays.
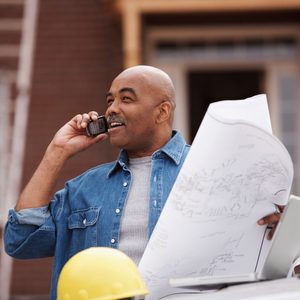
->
[[115, 0, 300, 67], [121, 0, 300, 13], [118, 0, 141, 67]]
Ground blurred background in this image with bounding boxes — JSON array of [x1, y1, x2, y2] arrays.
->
[[0, 0, 299, 299]]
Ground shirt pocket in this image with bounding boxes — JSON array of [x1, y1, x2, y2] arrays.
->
[[68, 207, 100, 249]]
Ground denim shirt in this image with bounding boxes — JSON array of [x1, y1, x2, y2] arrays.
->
[[4, 131, 190, 300]]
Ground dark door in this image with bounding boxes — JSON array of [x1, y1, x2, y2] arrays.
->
[[188, 70, 264, 141]]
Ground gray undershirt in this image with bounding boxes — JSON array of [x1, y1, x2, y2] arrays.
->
[[118, 156, 152, 264]]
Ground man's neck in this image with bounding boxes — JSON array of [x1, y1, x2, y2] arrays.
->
[[127, 131, 173, 158]]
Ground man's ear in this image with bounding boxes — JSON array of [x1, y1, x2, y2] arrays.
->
[[156, 101, 172, 124]]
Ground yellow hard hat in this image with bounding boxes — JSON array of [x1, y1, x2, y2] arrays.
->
[[57, 247, 148, 300]]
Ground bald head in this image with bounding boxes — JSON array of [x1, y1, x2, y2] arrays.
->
[[105, 65, 177, 156], [115, 65, 176, 120]]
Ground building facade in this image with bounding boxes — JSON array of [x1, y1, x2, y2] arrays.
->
[[0, 0, 299, 298]]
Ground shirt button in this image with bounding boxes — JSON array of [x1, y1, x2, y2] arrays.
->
[[111, 238, 116, 244], [83, 219, 87, 225], [115, 208, 121, 214], [123, 182, 128, 187]]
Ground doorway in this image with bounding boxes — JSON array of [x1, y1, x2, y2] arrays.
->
[[188, 70, 264, 141]]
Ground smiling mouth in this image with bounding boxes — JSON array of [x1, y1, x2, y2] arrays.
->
[[107, 115, 126, 129], [110, 122, 124, 128], [108, 121, 126, 130]]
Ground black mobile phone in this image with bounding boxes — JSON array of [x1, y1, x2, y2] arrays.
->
[[86, 115, 108, 137]]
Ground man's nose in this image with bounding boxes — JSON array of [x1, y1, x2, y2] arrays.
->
[[106, 98, 121, 115]]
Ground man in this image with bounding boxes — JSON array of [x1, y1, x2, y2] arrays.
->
[[4, 65, 280, 299]]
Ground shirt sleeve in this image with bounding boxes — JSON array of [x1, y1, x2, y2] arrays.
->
[[4, 204, 57, 259], [11, 206, 50, 226]]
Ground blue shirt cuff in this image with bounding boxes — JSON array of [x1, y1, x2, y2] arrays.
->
[[8, 206, 50, 226]]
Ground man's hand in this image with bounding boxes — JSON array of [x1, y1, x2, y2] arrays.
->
[[257, 205, 284, 240], [48, 111, 108, 159], [15, 111, 108, 211]]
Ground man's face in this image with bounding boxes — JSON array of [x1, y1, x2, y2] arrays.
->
[[105, 72, 163, 157]]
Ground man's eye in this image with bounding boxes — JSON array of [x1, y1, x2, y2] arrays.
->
[[106, 99, 113, 106], [122, 96, 132, 101]]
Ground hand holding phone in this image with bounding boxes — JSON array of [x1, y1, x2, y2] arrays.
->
[[86, 115, 108, 137]]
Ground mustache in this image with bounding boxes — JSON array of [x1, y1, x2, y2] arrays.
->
[[106, 115, 126, 125]]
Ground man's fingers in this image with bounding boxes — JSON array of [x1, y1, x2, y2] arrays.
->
[[88, 111, 99, 120], [92, 133, 108, 143], [73, 112, 99, 129], [277, 205, 285, 213], [257, 212, 281, 225], [267, 223, 278, 240], [73, 114, 83, 129], [257, 208, 283, 240], [81, 113, 91, 128]]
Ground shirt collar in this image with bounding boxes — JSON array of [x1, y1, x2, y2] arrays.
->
[[152, 130, 187, 165], [107, 130, 187, 177]]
